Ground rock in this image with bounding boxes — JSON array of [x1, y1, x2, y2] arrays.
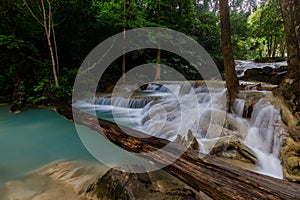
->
[[10, 103, 21, 114], [175, 130, 199, 151], [262, 66, 273, 74], [198, 110, 247, 139], [85, 165, 199, 200], [282, 79, 300, 117], [280, 137, 300, 182], [0, 161, 108, 200], [209, 136, 257, 164], [242, 92, 265, 118], [274, 65, 288, 72], [241, 66, 287, 85]]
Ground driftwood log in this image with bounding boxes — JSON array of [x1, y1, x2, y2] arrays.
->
[[57, 104, 300, 200]]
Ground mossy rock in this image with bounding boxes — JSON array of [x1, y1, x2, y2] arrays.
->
[[280, 137, 300, 182]]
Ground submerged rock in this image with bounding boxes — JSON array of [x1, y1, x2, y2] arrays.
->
[[85, 165, 200, 200]]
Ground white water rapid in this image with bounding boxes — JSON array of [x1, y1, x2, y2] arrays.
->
[[234, 96, 283, 178], [74, 82, 284, 179], [235, 60, 287, 77]]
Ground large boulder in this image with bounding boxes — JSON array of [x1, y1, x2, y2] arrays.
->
[[85, 165, 201, 200]]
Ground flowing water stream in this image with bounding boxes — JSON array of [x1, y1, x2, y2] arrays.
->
[[0, 81, 285, 188], [75, 82, 284, 178]]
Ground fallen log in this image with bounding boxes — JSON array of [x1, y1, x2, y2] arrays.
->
[[57, 104, 300, 200]]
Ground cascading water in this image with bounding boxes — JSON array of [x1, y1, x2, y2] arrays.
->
[[243, 98, 283, 178], [74, 83, 285, 178], [235, 60, 287, 77]]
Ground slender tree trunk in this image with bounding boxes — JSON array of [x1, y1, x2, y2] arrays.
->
[[23, 0, 59, 87], [267, 36, 272, 58], [46, 30, 59, 87], [51, 15, 59, 74], [42, 0, 59, 87], [219, 0, 239, 111], [122, 0, 126, 82], [155, 0, 161, 81], [272, 36, 277, 58]]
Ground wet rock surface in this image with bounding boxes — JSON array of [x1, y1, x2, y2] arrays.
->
[[208, 136, 257, 164], [240, 65, 287, 85], [85, 165, 205, 200]]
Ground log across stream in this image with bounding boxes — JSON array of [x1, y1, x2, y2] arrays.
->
[[57, 104, 300, 200]]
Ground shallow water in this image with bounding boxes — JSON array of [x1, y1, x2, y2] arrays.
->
[[0, 106, 95, 183]]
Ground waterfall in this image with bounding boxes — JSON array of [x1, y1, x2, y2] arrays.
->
[[94, 97, 152, 109], [75, 83, 284, 179], [234, 98, 245, 117], [235, 60, 287, 77], [244, 99, 283, 178]]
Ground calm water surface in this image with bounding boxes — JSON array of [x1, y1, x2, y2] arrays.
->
[[0, 106, 95, 183]]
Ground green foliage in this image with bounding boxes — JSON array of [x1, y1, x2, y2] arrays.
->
[[193, 11, 221, 56], [1, 0, 287, 105], [230, 10, 250, 59], [247, 0, 284, 58], [297, 121, 300, 127], [27, 80, 47, 105]]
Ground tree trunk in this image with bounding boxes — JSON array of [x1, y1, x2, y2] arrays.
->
[[219, 0, 239, 110], [46, 30, 59, 87], [279, 0, 300, 80], [43, 0, 59, 87], [155, 0, 161, 81], [155, 46, 161, 81], [122, 0, 126, 82], [51, 15, 59, 74], [57, 104, 300, 200], [272, 36, 278, 58]]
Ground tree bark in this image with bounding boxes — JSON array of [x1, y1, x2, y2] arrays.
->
[[155, 0, 161, 81], [56, 104, 300, 200], [122, 0, 126, 82], [219, 0, 239, 110], [279, 0, 300, 80]]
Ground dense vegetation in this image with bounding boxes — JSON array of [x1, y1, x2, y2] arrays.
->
[[0, 0, 287, 108]]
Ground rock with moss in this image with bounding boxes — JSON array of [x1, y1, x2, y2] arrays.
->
[[280, 137, 300, 182]]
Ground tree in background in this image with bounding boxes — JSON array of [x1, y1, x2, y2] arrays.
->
[[22, 0, 60, 87], [155, 0, 161, 81], [122, 0, 126, 82], [220, 0, 239, 110]]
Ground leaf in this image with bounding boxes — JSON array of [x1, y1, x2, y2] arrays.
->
[[297, 121, 300, 126]]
